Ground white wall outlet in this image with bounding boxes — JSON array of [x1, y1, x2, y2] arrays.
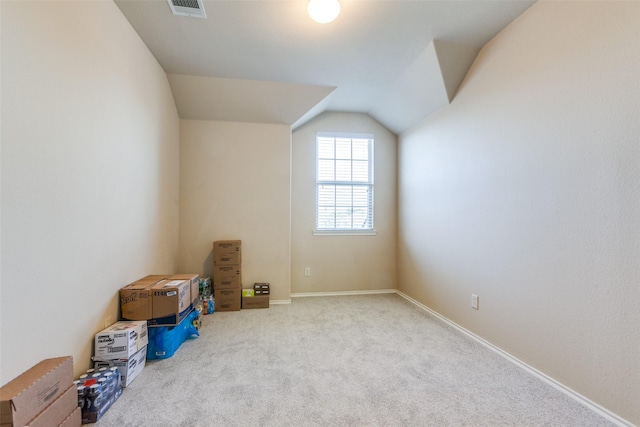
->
[[471, 294, 479, 310], [304, 267, 311, 277]]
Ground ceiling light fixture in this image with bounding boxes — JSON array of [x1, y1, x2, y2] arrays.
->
[[308, 0, 341, 24]]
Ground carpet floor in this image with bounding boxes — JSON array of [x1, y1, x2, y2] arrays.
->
[[96, 294, 614, 426]]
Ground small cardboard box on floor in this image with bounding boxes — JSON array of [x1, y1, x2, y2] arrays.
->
[[242, 284, 270, 309], [0, 356, 74, 427], [214, 288, 241, 311], [24, 383, 78, 427], [93, 345, 147, 387], [242, 294, 269, 309]]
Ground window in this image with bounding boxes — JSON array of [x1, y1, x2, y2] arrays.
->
[[315, 132, 374, 234]]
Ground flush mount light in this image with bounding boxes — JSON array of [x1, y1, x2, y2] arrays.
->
[[308, 0, 341, 24]]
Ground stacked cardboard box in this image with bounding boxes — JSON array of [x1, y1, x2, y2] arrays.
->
[[213, 240, 241, 311], [119, 274, 200, 327], [92, 320, 148, 388], [1, 356, 79, 427]]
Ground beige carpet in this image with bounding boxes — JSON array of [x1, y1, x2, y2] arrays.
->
[[96, 294, 613, 426]]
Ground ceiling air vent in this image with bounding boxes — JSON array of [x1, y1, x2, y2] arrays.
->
[[167, 0, 207, 19]]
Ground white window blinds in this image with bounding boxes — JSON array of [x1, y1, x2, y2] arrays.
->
[[316, 133, 374, 232]]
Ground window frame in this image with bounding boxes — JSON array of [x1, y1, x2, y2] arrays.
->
[[314, 132, 376, 236]]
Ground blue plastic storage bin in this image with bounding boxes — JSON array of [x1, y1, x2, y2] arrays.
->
[[147, 309, 200, 360]]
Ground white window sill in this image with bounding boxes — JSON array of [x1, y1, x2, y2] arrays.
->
[[313, 229, 377, 236]]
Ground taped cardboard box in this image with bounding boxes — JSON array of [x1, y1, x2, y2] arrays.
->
[[169, 273, 200, 305], [213, 265, 241, 289], [93, 345, 146, 388], [0, 356, 73, 427], [93, 320, 148, 361], [119, 275, 170, 320], [214, 288, 241, 311], [213, 240, 241, 265], [25, 384, 76, 427], [242, 295, 270, 309], [146, 279, 192, 326], [121, 278, 192, 325]]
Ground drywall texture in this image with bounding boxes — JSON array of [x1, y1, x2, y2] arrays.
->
[[1, 1, 180, 382], [178, 120, 291, 302], [291, 112, 397, 293], [398, 2, 639, 424]]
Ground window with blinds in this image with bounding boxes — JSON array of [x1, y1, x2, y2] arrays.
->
[[315, 133, 374, 233]]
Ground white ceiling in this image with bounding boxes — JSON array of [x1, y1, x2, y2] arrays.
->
[[115, 0, 535, 134]]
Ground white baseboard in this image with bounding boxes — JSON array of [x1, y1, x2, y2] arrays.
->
[[290, 289, 397, 298], [269, 299, 291, 305], [395, 290, 635, 427]]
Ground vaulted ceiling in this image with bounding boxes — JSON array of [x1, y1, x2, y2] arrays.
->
[[115, 0, 535, 134]]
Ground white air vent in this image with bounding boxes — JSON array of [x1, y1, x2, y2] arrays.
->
[[167, 0, 207, 19]]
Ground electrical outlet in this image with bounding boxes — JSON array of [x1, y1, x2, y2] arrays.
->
[[471, 294, 479, 310], [304, 267, 311, 277]]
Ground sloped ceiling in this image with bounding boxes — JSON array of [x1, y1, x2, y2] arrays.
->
[[115, 0, 535, 134]]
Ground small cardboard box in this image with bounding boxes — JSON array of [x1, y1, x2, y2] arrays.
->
[[58, 407, 81, 427], [213, 265, 241, 289], [94, 320, 148, 361], [93, 345, 147, 388], [253, 283, 270, 295], [120, 282, 156, 321], [25, 384, 77, 427], [242, 295, 270, 309], [0, 356, 73, 427], [151, 279, 191, 318], [213, 240, 241, 265], [214, 288, 241, 311], [119, 275, 170, 320], [169, 274, 200, 305]]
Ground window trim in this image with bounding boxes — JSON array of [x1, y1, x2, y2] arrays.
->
[[314, 132, 375, 235]]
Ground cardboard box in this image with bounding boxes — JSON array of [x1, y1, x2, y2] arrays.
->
[[94, 320, 148, 361], [252, 283, 270, 295], [25, 384, 76, 427], [242, 295, 270, 309], [120, 282, 155, 321], [213, 265, 241, 289], [169, 274, 200, 305], [214, 288, 241, 311], [213, 240, 241, 265], [143, 279, 192, 326], [121, 278, 193, 325], [93, 345, 146, 388], [58, 407, 81, 427], [1, 356, 73, 427], [119, 275, 170, 321]]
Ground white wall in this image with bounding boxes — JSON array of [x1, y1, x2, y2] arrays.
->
[[177, 120, 291, 302], [291, 112, 397, 293], [1, 1, 180, 382], [398, 1, 640, 424]]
